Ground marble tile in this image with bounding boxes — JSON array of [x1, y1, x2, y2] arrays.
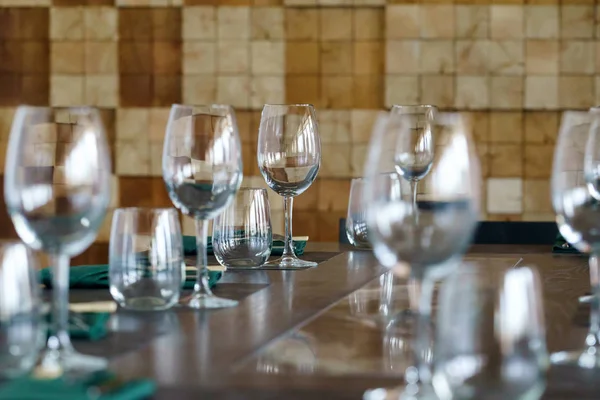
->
[[217, 41, 249, 74], [320, 143, 351, 178], [116, 108, 150, 141], [524, 144, 554, 179], [321, 42, 353, 75], [251, 7, 284, 40], [489, 143, 522, 178], [318, 110, 351, 144], [353, 75, 384, 109], [354, 9, 383, 40], [321, 76, 353, 109], [525, 76, 558, 110], [251, 41, 285, 75], [217, 75, 250, 108], [183, 42, 216, 75], [217, 6, 250, 41], [85, 42, 118, 74], [351, 110, 381, 144], [250, 76, 284, 109], [386, 40, 420, 74], [385, 75, 419, 108], [490, 111, 523, 143], [523, 178, 552, 213], [50, 75, 84, 106], [51, 7, 83, 40], [285, 8, 319, 41], [116, 140, 150, 176], [455, 76, 489, 110], [525, 5, 559, 39], [524, 111, 558, 144], [456, 40, 489, 74], [559, 41, 594, 74], [525, 40, 559, 75], [320, 9, 352, 41], [285, 76, 320, 106], [420, 5, 455, 39], [455, 5, 489, 39], [182, 75, 217, 105], [385, 5, 419, 39], [149, 108, 170, 143], [286, 42, 320, 74], [490, 76, 523, 110], [419, 40, 454, 74], [490, 5, 524, 39], [183, 6, 216, 40], [488, 40, 524, 75], [84, 7, 117, 40], [487, 177, 522, 214], [560, 5, 594, 39], [420, 75, 455, 109], [353, 42, 383, 75], [559, 76, 594, 110], [84, 75, 118, 107], [51, 41, 84, 74]]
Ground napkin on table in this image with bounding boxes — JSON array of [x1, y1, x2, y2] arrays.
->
[[183, 235, 308, 256], [552, 233, 580, 254]]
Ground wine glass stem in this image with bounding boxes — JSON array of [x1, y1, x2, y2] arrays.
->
[[587, 254, 600, 349], [406, 274, 434, 391], [194, 217, 213, 296], [410, 181, 418, 209], [49, 253, 73, 351], [283, 196, 295, 258], [408, 277, 421, 313]]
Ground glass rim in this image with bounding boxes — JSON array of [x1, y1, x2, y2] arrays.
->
[[114, 207, 178, 215], [263, 103, 314, 108], [238, 187, 268, 193], [390, 104, 437, 109]]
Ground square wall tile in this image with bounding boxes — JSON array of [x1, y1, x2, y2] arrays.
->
[[560, 5, 594, 39], [250, 76, 284, 108], [149, 108, 170, 143], [119, 75, 152, 107], [386, 40, 419, 74], [320, 42, 353, 75], [285, 8, 319, 41], [183, 42, 216, 75], [84, 7, 117, 40], [320, 9, 352, 41], [21, 75, 49, 106], [119, 41, 153, 74], [151, 8, 182, 41], [251, 41, 284, 75], [50, 75, 84, 106], [50, 7, 83, 40], [317, 179, 350, 212], [490, 111, 523, 143], [490, 76, 524, 109], [84, 75, 118, 107], [353, 75, 383, 109], [419, 40, 454, 74], [420, 75, 455, 109], [490, 5, 524, 39], [489, 143, 522, 178], [116, 141, 150, 176], [320, 143, 351, 177], [350, 143, 367, 177], [524, 111, 558, 144], [85, 42, 118, 74], [153, 75, 182, 107], [351, 110, 381, 144], [354, 8, 383, 40], [217, 42, 249, 74], [353, 42, 383, 75], [455, 76, 489, 110], [559, 76, 594, 109], [488, 40, 524, 75], [560, 41, 594, 74], [523, 179, 551, 213], [119, 8, 152, 40], [321, 76, 353, 108], [217, 6, 250, 41], [420, 5, 455, 39], [251, 7, 284, 40], [386, 5, 419, 39], [117, 108, 150, 141], [153, 41, 182, 75], [183, 6, 216, 40], [286, 42, 320, 74], [318, 110, 351, 144], [285, 76, 320, 106], [525, 5, 558, 39], [487, 177, 522, 214], [456, 40, 489, 74], [217, 75, 250, 108], [456, 5, 489, 39], [524, 144, 553, 178], [51, 41, 84, 74], [525, 40, 558, 75], [21, 42, 49, 75], [525, 76, 558, 109], [182, 75, 217, 105], [385, 75, 419, 108], [0, 108, 16, 141]]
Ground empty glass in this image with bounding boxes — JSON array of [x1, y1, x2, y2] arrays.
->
[[363, 112, 481, 399], [162, 104, 243, 309], [4, 106, 111, 374], [433, 264, 548, 400], [257, 104, 321, 269], [346, 178, 370, 248], [213, 188, 272, 269], [109, 208, 183, 311], [0, 241, 44, 378]]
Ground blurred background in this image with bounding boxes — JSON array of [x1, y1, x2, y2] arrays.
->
[[0, 0, 591, 243]]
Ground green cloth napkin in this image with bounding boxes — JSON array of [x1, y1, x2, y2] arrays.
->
[[183, 235, 307, 256], [39, 265, 222, 290], [553, 233, 581, 254], [0, 370, 155, 400], [67, 312, 110, 341]]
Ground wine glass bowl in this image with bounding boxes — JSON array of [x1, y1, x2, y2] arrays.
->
[[257, 104, 321, 269]]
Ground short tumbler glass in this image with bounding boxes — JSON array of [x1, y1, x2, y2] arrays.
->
[[109, 208, 183, 311], [0, 241, 44, 378], [213, 188, 272, 268], [346, 178, 370, 248]]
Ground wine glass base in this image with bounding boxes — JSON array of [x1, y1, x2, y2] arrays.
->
[[399, 383, 438, 400], [551, 349, 600, 368], [263, 255, 317, 269], [34, 348, 107, 378], [180, 293, 239, 309]]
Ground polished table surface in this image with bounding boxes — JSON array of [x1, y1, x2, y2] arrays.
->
[[65, 243, 600, 399]]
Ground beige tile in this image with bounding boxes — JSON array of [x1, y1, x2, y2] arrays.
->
[[490, 5, 524, 39], [84, 7, 117, 41], [51, 41, 84, 74], [149, 108, 169, 143], [251, 41, 284, 75], [488, 40, 524, 75], [490, 76, 524, 110], [117, 108, 150, 141], [523, 179, 552, 213], [456, 5, 489, 39], [354, 9, 383, 40], [525, 76, 558, 109], [456, 40, 489, 74], [350, 143, 368, 178], [85, 42, 118, 74], [284, 0, 317, 6], [524, 111, 558, 144], [385, 75, 419, 108], [182, 75, 217, 105], [386, 5, 419, 39], [50, 75, 84, 107], [470, 111, 490, 143], [318, 110, 351, 144], [84, 75, 118, 108], [321, 76, 353, 109], [487, 177, 522, 214], [183, 42, 215, 75], [116, 140, 150, 176], [0, 108, 15, 142], [320, 9, 352, 41], [250, 76, 284, 109], [318, 0, 352, 5], [419, 40, 454, 74], [183, 6, 216, 40], [561, 5, 594, 39], [351, 110, 381, 144], [353, 41, 383, 75], [489, 143, 523, 178], [321, 42, 353, 75], [420, 5, 455, 39], [149, 143, 162, 177], [217, 6, 250, 41], [353, 0, 384, 6], [386, 40, 420, 74], [524, 144, 553, 179], [525, 5, 559, 39], [251, 7, 284, 40], [559, 76, 594, 109], [317, 179, 350, 212], [525, 40, 559, 75], [560, 41, 594, 74], [320, 143, 351, 178], [420, 75, 455, 109], [285, 8, 319, 41], [596, 77, 600, 107], [455, 76, 489, 109], [51, 7, 83, 40], [217, 41, 249, 74], [490, 112, 523, 143], [217, 75, 250, 108]]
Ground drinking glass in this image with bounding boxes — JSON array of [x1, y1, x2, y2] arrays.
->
[[551, 110, 600, 367], [346, 178, 370, 248], [363, 112, 481, 399], [4, 106, 111, 374], [0, 241, 44, 378], [257, 104, 321, 269], [390, 105, 437, 211], [109, 208, 183, 311], [433, 264, 548, 400], [162, 104, 243, 309], [212, 188, 272, 268]]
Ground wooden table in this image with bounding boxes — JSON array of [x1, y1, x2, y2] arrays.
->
[[65, 243, 600, 399]]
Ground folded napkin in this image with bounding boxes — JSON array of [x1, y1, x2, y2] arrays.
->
[[183, 235, 308, 256], [67, 311, 111, 341], [552, 233, 580, 254], [39, 265, 222, 290], [0, 370, 155, 400]]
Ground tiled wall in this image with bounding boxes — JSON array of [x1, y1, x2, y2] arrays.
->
[[0, 0, 594, 243]]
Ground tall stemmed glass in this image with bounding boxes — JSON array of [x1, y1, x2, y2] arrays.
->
[[162, 104, 242, 309], [4, 107, 111, 374], [391, 105, 437, 211], [257, 104, 321, 269], [363, 112, 481, 399], [551, 110, 600, 367]]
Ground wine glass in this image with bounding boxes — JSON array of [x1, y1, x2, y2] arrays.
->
[[4, 106, 111, 375], [162, 104, 243, 309], [551, 110, 600, 367], [433, 263, 548, 400], [363, 112, 481, 399], [391, 105, 437, 211], [257, 104, 321, 269]]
